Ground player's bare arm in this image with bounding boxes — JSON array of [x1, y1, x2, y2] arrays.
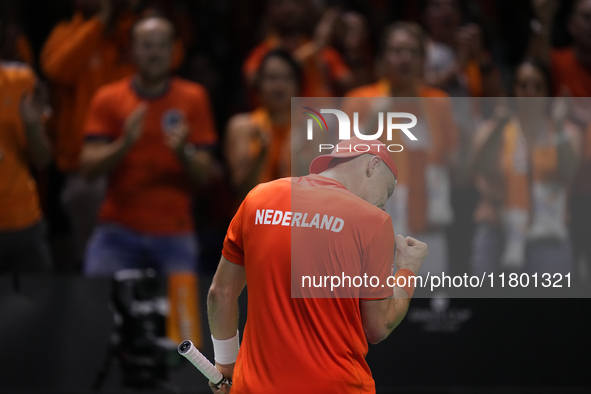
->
[[207, 256, 247, 383], [360, 235, 428, 344], [80, 103, 147, 180]]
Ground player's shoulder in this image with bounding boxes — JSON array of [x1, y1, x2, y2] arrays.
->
[[296, 175, 390, 221], [340, 189, 391, 222], [248, 177, 292, 197]]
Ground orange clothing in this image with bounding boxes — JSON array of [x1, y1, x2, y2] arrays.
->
[[16, 35, 35, 66], [41, 12, 184, 171], [84, 77, 217, 234], [551, 48, 591, 97], [243, 35, 351, 98], [0, 63, 41, 230], [223, 175, 394, 393], [345, 79, 448, 98], [248, 107, 291, 183], [464, 59, 484, 97], [346, 80, 457, 233], [474, 118, 577, 224]]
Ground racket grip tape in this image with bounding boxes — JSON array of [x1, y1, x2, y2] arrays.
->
[[178, 340, 230, 387]]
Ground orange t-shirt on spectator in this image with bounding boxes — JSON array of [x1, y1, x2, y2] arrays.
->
[[551, 48, 591, 97], [41, 12, 184, 172], [243, 35, 350, 98], [551, 48, 591, 195], [222, 175, 394, 393], [84, 77, 217, 234], [0, 63, 41, 230], [345, 80, 457, 233]]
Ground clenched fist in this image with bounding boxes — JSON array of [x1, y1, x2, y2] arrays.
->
[[394, 235, 428, 276]]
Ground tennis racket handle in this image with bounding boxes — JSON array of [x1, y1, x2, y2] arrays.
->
[[178, 340, 230, 386]]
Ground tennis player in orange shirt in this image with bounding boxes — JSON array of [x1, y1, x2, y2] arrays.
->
[[207, 138, 428, 393]]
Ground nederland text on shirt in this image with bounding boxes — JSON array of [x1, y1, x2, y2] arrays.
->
[[254, 209, 344, 233]]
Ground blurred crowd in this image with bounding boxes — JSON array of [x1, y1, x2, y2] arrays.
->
[[1, 0, 590, 281]]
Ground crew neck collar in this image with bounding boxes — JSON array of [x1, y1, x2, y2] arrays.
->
[[131, 76, 172, 100]]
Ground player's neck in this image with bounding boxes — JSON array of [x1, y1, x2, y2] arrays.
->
[[317, 169, 353, 193], [134, 74, 170, 97]]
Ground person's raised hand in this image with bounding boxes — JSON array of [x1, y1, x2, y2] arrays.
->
[[342, 11, 368, 54], [394, 235, 428, 275], [314, 7, 341, 50]]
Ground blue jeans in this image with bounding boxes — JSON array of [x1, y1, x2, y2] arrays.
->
[[84, 224, 199, 276]]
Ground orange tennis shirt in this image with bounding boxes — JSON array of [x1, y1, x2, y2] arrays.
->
[[0, 63, 41, 230], [84, 76, 217, 234], [222, 175, 395, 393]]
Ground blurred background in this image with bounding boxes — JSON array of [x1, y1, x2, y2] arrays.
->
[[1, 0, 590, 392]]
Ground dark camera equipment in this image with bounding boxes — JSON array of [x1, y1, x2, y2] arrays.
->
[[93, 269, 184, 390]]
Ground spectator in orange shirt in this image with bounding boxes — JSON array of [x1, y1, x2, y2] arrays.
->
[[80, 17, 216, 276], [420, 0, 504, 97], [528, 0, 591, 279], [528, 0, 591, 97], [40, 0, 184, 267], [347, 22, 459, 276], [243, 0, 353, 99], [207, 138, 428, 393], [0, 60, 52, 272], [225, 50, 300, 202], [470, 59, 580, 275]]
